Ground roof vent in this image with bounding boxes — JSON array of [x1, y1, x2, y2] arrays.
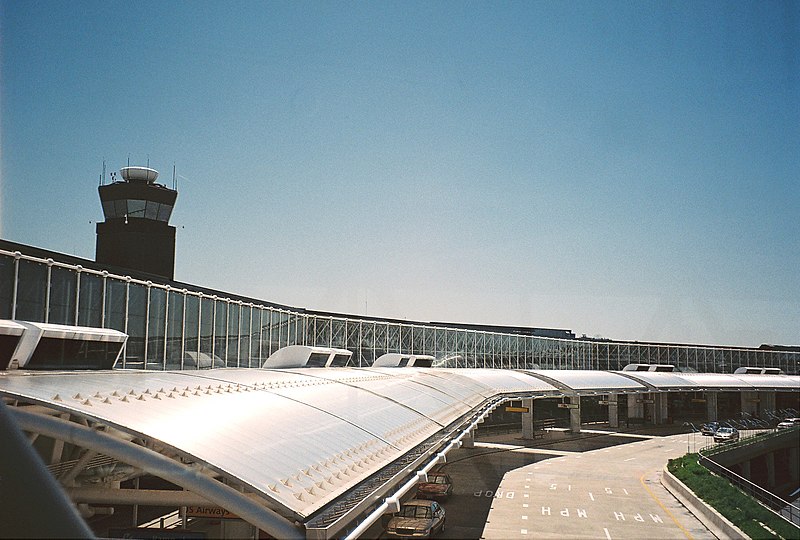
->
[[262, 345, 353, 369], [622, 363, 675, 372], [733, 366, 784, 375], [372, 354, 436, 368]]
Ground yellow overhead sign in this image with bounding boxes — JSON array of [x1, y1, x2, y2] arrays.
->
[[505, 406, 529, 413]]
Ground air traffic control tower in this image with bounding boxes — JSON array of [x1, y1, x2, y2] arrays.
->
[[95, 166, 178, 279]]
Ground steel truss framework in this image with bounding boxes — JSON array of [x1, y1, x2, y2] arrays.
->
[[1, 248, 797, 374]]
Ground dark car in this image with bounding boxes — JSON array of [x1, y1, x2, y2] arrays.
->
[[700, 422, 720, 436], [385, 499, 446, 538], [416, 473, 453, 500]]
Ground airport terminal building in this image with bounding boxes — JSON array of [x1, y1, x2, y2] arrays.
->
[[1, 238, 798, 374], [0, 163, 798, 375], [1, 165, 799, 539]]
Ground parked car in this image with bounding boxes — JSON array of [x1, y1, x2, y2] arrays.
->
[[700, 422, 720, 436], [777, 418, 800, 429], [713, 427, 739, 443], [416, 473, 453, 500], [385, 499, 446, 538]]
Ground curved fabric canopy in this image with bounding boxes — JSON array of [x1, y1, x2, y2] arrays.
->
[[0, 366, 796, 530], [0, 367, 559, 519]]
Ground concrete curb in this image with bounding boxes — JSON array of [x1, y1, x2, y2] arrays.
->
[[661, 465, 748, 540]]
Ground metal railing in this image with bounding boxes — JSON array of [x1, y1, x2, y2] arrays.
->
[[698, 428, 800, 527]]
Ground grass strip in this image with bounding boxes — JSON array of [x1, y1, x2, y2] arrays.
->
[[668, 454, 799, 539]]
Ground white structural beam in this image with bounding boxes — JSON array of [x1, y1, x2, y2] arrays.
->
[[11, 408, 304, 540]]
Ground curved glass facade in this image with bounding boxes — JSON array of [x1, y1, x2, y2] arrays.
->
[[1, 247, 797, 374]]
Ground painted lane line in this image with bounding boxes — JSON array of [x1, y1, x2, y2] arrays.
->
[[589, 492, 594, 501], [603, 527, 611, 540], [639, 473, 693, 540], [624, 457, 636, 462]]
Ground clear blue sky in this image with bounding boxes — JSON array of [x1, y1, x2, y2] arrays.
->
[[1, 1, 798, 347]]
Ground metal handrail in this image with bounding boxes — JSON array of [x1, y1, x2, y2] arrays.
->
[[698, 431, 800, 527]]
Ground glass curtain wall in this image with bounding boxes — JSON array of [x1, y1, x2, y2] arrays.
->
[[1, 249, 797, 374]]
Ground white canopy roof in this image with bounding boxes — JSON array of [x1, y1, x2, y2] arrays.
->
[[0, 366, 796, 532]]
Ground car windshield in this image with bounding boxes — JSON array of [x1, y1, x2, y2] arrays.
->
[[399, 505, 431, 519], [718, 428, 733, 433], [432, 476, 448, 484]]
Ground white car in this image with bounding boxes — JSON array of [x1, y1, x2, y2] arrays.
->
[[777, 418, 800, 429]]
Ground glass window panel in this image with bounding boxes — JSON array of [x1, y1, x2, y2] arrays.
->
[[104, 278, 126, 331], [184, 294, 200, 368], [78, 273, 103, 327], [288, 313, 299, 346], [127, 199, 146, 217], [264, 310, 275, 356], [200, 297, 214, 361], [126, 283, 147, 368], [48, 266, 77, 325], [374, 324, 387, 356], [147, 287, 166, 368], [214, 300, 228, 363], [227, 303, 239, 367], [314, 317, 330, 346], [102, 200, 116, 218], [411, 326, 423, 355], [346, 322, 360, 362], [279, 311, 290, 349], [15, 259, 47, 321], [331, 319, 345, 349], [240, 305, 251, 367], [145, 201, 160, 220], [114, 199, 127, 217], [166, 291, 184, 369], [157, 204, 173, 222], [387, 324, 400, 352], [250, 308, 262, 367], [0, 254, 14, 319]]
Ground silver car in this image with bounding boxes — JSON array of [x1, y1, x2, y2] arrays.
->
[[713, 427, 739, 443]]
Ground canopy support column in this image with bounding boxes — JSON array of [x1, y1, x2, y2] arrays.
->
[[521, 398, 535, 439], [569, 396, 581, 433], [607, 393, 619, 428]]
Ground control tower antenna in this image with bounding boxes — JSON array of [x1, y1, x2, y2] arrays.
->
[[173, 163, 177, 190]]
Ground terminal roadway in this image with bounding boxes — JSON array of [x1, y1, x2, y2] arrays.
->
[[427, 429, 716, 540]]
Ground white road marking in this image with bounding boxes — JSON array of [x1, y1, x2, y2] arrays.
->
[[624, 457, 636, 462], [603, 527, 612, 539], [589, 492, 594, 501]]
